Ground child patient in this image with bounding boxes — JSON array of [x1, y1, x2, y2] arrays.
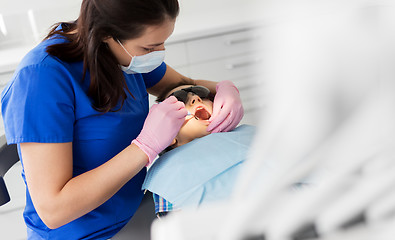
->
[[143, 81, 256, 218], [155, 81, 216, 151]]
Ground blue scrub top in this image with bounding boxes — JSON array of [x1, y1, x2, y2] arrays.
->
[[1, 35, 166, 239]]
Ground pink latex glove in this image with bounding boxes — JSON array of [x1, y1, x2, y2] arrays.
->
[[132, 96, 187, 166], [207, 80, 244, 133]]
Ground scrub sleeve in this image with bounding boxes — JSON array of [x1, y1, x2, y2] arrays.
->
[[1, 36, 167, 239]]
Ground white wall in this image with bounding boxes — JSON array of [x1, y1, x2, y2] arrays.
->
[[0, 0, 81, 48], [1, 0, 265, 48], [1, 0, 82, 15]]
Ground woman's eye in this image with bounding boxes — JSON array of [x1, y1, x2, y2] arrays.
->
[[143, 47, 154, 52]]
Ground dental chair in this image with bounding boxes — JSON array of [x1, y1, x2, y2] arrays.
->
[[0, 134, 19, 207], [0, 134, 26, 240]]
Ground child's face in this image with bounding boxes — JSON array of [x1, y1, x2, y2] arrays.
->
[[165, 85, 213, 147]]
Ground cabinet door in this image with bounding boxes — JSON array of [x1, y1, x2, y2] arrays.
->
[[188, 53, 262, 81], [165, 41, 189, 69], [186, 28, 263, 64]]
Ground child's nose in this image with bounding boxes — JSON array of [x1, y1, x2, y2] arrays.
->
[[187, 92, 203, 105]]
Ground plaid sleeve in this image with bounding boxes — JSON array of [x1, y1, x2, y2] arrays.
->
[[152, 193, 175, 214]]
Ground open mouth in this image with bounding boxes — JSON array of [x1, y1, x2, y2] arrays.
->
[[194, 106, 211, 120]]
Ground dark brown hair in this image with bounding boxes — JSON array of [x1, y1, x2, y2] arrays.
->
[[45, 0, 179, 112]]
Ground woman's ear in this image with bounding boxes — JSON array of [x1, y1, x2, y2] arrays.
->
[[102, 36, 113, 44]]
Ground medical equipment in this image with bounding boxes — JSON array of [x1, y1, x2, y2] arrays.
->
[[0, 135, 18, 206], [186, 111, 199, 120]]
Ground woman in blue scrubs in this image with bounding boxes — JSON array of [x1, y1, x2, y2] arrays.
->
[[1, 0, 244, 239]]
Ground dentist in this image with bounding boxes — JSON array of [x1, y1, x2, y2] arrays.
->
[[1, 0, 243, 239]]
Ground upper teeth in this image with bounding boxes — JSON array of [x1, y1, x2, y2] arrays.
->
[[196, 107, 204, 110]]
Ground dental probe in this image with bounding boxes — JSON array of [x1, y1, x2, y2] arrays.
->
[[187, 111, 199, 120]]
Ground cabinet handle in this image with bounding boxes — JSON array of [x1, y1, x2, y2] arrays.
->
[[224, 35, 261, 45], [225, 58, 262, 70]]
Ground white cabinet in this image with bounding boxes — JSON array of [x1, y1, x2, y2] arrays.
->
[[163, 27, 264, 126], [185, 28, 262, 63]]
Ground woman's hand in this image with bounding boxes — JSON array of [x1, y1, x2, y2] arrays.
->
[[207, 80, 244, 133], [132, 96, 187, 165]]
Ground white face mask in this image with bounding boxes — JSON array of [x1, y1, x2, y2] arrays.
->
[[117, 39, 165, 74]]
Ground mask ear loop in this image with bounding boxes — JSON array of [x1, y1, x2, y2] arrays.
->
[[116, 39, 135, 58]]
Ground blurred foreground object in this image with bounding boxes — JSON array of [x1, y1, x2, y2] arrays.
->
[[151, 0, 395, 239]]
